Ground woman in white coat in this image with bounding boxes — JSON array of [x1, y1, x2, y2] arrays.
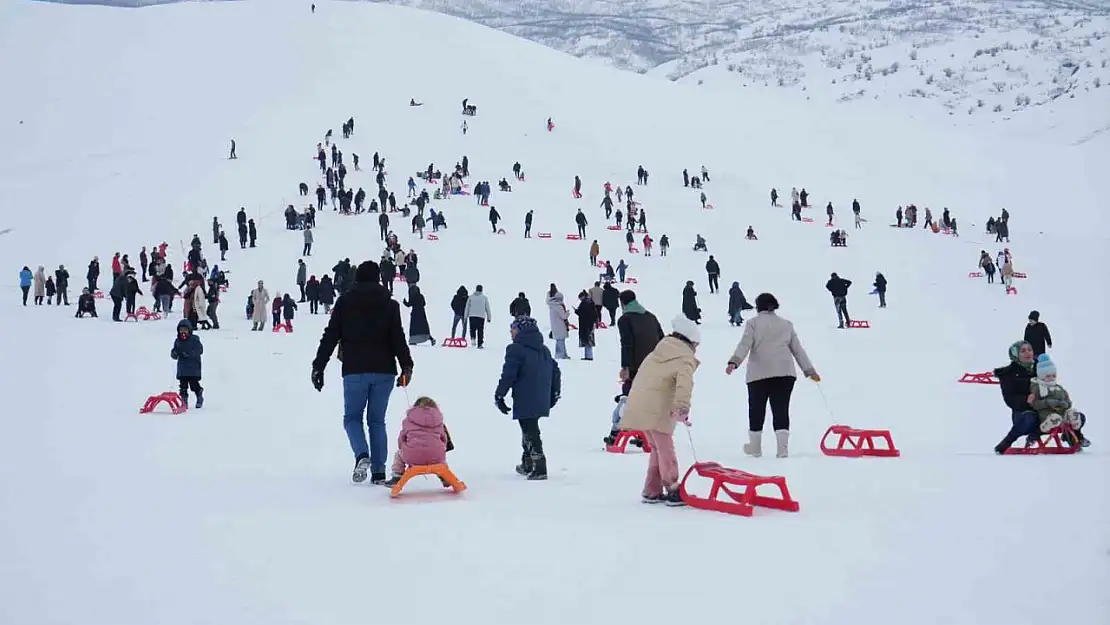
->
[[545, 284, 570, 359], [250, 280, 270, 331]]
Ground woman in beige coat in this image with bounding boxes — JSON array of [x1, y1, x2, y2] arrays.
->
[[32, 266, 46, 305], [726, 293, 818, 458], [250, 281, 270, 331], [619, 315, 700, 505]]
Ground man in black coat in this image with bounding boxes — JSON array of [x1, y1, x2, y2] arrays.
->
[[608, 290, 664, 445], [705, 255, 721, 293], [510, 292, 531, 317], [311, 261, 414, 485], [825, 272, 853, 328], [1023, 310, 1052, 356]]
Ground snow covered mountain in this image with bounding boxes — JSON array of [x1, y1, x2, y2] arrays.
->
[[1, 1, 1107, 624]]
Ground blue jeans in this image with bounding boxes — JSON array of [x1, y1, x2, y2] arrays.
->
[[584, 345, 594, 359], [730, 310, 743, 324], [611, 396, 627, 427], [554, 339, 567, 358], [342, 373, 396, 472], [451, 314, 466, 338]]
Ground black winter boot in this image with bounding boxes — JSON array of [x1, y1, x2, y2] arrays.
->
[[528, 453, 548, 480], [515, 451, 533, 476]]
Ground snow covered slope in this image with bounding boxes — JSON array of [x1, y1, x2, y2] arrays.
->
[[1, 2, 1107, 625]]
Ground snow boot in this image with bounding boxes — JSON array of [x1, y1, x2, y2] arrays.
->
[[515, 451, 533, 477], [743, 431, 762, 458], [642, 493, 665, 504], [775, 430, 789, 458], [178, 393, 189, 409], [370, 472, 387, 485], [352, 457, 371, 484], [603, 428, 619, 446], [195, 393, 204, 409], [383, 474, 402, 487], [528, 453, 548, 480], [662, 487, 686, 507]]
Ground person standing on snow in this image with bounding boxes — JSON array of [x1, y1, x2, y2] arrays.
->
[[296, 260, 308, 302], [873, 272, 888, 308], [312, 261, 414, 485], [825, 272, 853, 328], [171, 319, 205, 408], [1023, 311, 1052, 356], [546, 285, 570, 359], [465, 285, 493, 348], [606, 289, 664, 444], [489, 206, 501, 233], [682, 280, 701, 324], [725, 292, 818, 459], [575, 209, 588, 238], [705, 255, 721, 294], [250, 280, 270, 331], [494, 316, 562, 481]]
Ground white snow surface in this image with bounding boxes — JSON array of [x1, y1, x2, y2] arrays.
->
[[1, 2, 1108, 624]]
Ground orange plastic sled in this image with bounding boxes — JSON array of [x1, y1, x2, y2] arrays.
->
[[389, 463, 466, 498]]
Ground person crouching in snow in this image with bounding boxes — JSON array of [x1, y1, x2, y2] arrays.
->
[[170, 319, 204, 408], [494, 316, 562, 480], [619, 315, 700, 505], [384, 397, 455, 486], [1028, 354, 1089, 448]]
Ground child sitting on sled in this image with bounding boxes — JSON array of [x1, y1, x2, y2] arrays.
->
[[384, 397, 455, 486], [1028, 354, 1089, 448]]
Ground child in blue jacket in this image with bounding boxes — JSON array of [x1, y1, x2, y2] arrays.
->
[[494, 316, 562, 480], [170, 319, 205, 408]]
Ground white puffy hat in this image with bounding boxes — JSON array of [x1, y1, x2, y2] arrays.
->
[[671, 315, 701, 344]]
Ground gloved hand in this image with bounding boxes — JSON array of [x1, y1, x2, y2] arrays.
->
[[670, 407, 690, 425], [805, 370, 821, 382], [397, 368, 413, 387], [311, 368, 325, 392], [495, 396, 511, 415]]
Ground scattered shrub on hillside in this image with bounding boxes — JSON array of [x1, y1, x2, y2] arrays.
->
[[944, 67, 954, 78], [909, 49, 918, 61], [1095, 77, 1102, 88], [974, 49, 984, 58], [1103, 59, 1108, 68], [993, 81, 1006, 92], [926, 74, 935, 84], [889, 62, 899, 73], [978, 99, 985, 108], [993, 104, 1003, 112], [1031, 39, 1040, 50]]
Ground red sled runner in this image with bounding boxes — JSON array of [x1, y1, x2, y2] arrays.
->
[[442, 337, 468, 348], [605, 430, 651, 454], [273, 321, 293, 333], [846, 320, 870, 329], [820, 425, 900, 457], [959, 372, 999, 385], [679, 462, 800, 517], [1001, 425, 1082, 455], [139, 392, 186, 415]]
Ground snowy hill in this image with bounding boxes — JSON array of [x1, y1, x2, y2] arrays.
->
[[1, 2, 1107, 625]]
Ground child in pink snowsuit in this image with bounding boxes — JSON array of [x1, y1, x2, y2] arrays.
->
[[387, 397, 452, 484]]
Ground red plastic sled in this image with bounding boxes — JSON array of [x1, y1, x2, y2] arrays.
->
[[847, 320, 870, 328], [125, 306, 161, 322], [442, 337, 468, 348], [826, 223, 835, 228], [94, 291, 105, 299], [629, 246, 640, 253], [394, 274, 407, 282], [607, 225, 621, 231], [568, 323, 577, 330], [802, 217, 814, 223], [1002, 425, 1082, 455], [626, 277, 638, 284], [1013, 272, 1027, 279], [497, 229, 506, 235], [273, 321, 293, 333], [959, 371, 999, 385], [597, 260, 607, 268], [219, 286, 228, 292], [566, 234, 582, 240], [427, 234, 439, 241], [139, 392, 186, 415], [1006, 286, 1017, 295], [537, 233, 552, 239], [597, 321, 608, 329], [704, 204, 714, 210], [820, 425, 900, 457], [679, 462, 800, 517], [968, 272, 983, 278], [605, 430, 651, 453]]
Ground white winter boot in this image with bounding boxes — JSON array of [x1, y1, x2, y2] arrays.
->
[[743, 431, 762, 458], [775, 430, 790, 458]]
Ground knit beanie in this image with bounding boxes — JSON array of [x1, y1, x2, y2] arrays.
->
[[1028, 310, 1040, 321], [1035, 353, 1057, 379], [671, 315, 701, 344], [355, 260, 380, 283], [511, 315, 537, 332]]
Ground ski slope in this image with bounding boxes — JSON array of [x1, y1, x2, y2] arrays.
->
[[0, 2, 1107, 624]]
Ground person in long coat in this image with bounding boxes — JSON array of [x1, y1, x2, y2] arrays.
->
[[727, 281, 752, 326], [545, 286, 570, 359], [250, 280, 270, 331], [619, 315, 700, 505], [404, 285, 435, 346], [33, 266, 46, 305], [682, 280, 701, 323], [574, 291, 598, 360], [318, 275, 335, 314]]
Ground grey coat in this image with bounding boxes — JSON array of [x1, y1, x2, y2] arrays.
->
[[727, 311, 816, 383], [546, 292, 569, 340], [464, 292, 491, 321], [304, 228, 314, 244], [296, 263, 307, 285]]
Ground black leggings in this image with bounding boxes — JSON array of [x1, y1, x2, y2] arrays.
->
[[518, 417, 544, 456], [747, 376, 796, 432], [178, 377, 203, 399]]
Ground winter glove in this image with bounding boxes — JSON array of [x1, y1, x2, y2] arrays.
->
[[495, 396, 511, 415], [311, 368, 325, 392], [397, 368, 413, 387], [671, 407, 690, 425], [805, 370, 821, 382]]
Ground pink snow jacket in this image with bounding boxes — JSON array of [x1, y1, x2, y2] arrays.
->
[[397, 405, 448, 466]]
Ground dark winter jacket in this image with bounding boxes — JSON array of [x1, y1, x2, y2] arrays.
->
[[379, 259, 395, 284], [404, 264, 420, 285], [282, 295, 297, 320], [617, 303, 664, 374], [87, 260, 99, 282], [601, 284, 619, 311], [450, 289, 468, 316], [109, 275, 128, 299], [682, 285, 701, 321], [318, 276, 335, 305], [170, 319, 204, 379], [825, 277, 852, 298], [509, 296, 531, 317], [305, 278, 320, 301], [993, 361, 1036, 412], [494, 323, 562, 420], [313, 281, 414, 376], [55, 268, 69, 289], [404, 287, 431, 336], [574, 298, 598, 346], [727, 283, 752, 315], [706, 259, 721, 276], [873, 274, 887, 294], [1023, 322, 1052, 356]]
